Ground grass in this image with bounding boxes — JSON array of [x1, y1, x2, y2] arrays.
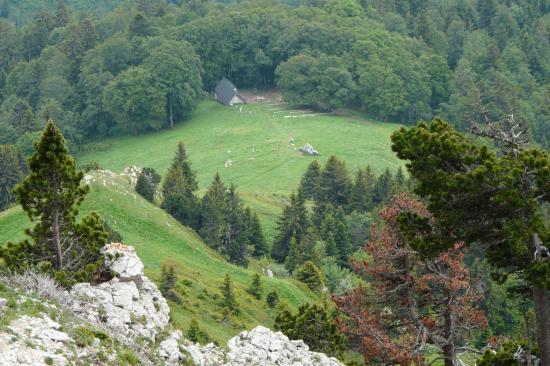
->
[[0, 171, 317, 343], [79, 100, 405, 237]]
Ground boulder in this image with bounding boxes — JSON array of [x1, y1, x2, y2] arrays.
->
[[300, 143, 320, 156], [102, 243, 144, 280]]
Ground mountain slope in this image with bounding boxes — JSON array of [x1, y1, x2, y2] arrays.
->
[[0, 170, 317, 343], [79, 100, 405, 236]]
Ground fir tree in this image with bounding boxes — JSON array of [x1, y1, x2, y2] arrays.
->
[[55, 0, 69, 27], [127, 12, 151, 39], [162, 148, 199, 228], [0, 144, 27, 211], [275, 303, 346, 358], [318, 156, 351, 206], [160, 265, 182, 304], [298, 160, 321, 200], [349, 167, 375, 212], [271, 193, 310, 263], [187, 319, 210, 343], [285, 226, 321, 273], [248, 210, 268, 257], [266, 289, 279, 308], [373, 168, 393, 205], [135, 173, 155, 202], [247, 273, 263, 300], [198, 173, 226, 248], [170, 142, 198, 191], [220, 185, 249, 266], [0, 121, 107, 284], [295, 261, 324, 291], [220, 273, 239, 314]]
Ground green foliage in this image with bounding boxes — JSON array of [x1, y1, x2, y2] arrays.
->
[[298, 160, 321, 200], [187, 318, 210, 344], [135, 173, 154, 202], [160, 265, 182, 304], [275, 302, 347, 358], [220, 273, 239, 314], [0, 144, 27, 211], [477, 341, 532, 366], [0, 121, 107, 285], [247, 273, 263, 300], [295, 261, 324, 291], [266, 289, 279, 308]]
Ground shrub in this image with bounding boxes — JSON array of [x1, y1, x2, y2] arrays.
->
[[266, 290, 279, 308], [295, 261, 324, 291]]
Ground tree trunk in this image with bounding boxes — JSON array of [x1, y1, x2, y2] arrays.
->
[[442, 298, 456, 366], [52, 209, 63, 270], [533, 285, 550, 366]]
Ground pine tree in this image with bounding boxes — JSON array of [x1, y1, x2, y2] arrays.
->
[[271, 193, 310, 263], [127, 12, 151, 39], [266, 289, 279, 308], [333, 212, 352, 267], [220, 273, 239, 314], [318, 156, 351, 206], [135, 173, 155, 202], [0, 0, 8, 19], [0, 144, 27, 211], [298, 160, 321, 200], [170, 142, 198, 191], [247, 273, 263, 300], [55, 0, 69, 27], [248, 211, 268, 257], [221, 185, 249, 267], [373, 168, 393, 205], [295, 261, 324, 291], [275, 303, 346, 358], [187, 319, 210, 343], [0, 120, 107, 284], [198, 173, 226, 248], [349, 167, 375, 212], [160, 265, 182, 304], [285, 226, 320, 273]]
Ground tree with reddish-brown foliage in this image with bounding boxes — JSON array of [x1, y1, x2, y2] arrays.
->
[[335, 194, 486, 366]]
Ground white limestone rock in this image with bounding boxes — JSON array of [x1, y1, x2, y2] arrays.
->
[[102, 243, 144, 280]]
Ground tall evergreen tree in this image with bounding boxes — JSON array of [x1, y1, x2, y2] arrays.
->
[[221, 185, 249, 267], [247, 273, 263, 300], [318, 156, 351, 206], [198, 173, 226, 249], [298, 160, 321, 200], [170, 142, 198, 191], [127, 13, 151, 39], [285, 226, 320, 273], [220, 273, 239, 314], [135, 173, 155, 202], [1, 0, 8, 19], [349, 167, 375, 212], [248, 210, 268, 257], [0, 120, 107, 284], [0, 144, 27, 210], [271, 193, 310, 263], [55, 0, 69, 28], [373, 168, 394, 205]]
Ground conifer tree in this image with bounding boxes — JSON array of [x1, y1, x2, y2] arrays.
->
[[170, 142, 198, 191], [318, 156, 351, 206], [1, 0, 8, 19], [0, 120, 107, 284], [266, 289, 279, 308], [247, 273, 263, 300], [285, 226, 321, 273], [220, 273, 239, 314], [135, 173, 155, 202], [275, 303, 346, 358], [248, 210, 268, 257], [221, 185, 249, 267], [187, 319, 209, 343], [298, 160, 321, 200], [373, 168, 393, 205], [198, 173, 226, 248], [55, 0, 69, 27], [271, 193, 310, 263], [296, 261, 324, 291], [349, 167, 375, 212], [0, 144, 27, 210]]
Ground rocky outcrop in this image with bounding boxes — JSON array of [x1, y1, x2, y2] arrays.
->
[[0, 243, 346, 366], [179, 326, 345, 366], [69, 243, 170, 341], [300, 143, 320, 156]]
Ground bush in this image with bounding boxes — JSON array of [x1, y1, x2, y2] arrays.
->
[[187, 318, 210, 343], [295, 261, 324, 291], [266, 290, 279, 308], [247, 273, 263, 300]]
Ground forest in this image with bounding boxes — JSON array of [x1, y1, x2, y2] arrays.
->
[[0, 0, 549, 365]]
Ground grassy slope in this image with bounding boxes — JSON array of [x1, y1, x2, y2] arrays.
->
[[80, 100, 405, 237], [0, 171, 316, 343]]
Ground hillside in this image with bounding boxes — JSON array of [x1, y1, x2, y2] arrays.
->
[[0, 169, 317, 344], [79, 100, 405, 234]]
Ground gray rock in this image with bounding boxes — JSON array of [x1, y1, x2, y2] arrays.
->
[[102, 243, 144, 280], [300, 143, 320, 156]]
